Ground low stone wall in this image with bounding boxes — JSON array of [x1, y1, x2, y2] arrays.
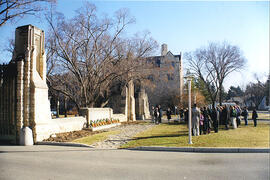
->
[[112, 114, 127, 122], [80, 108, 127, 123], [35, 117, 86, 142]]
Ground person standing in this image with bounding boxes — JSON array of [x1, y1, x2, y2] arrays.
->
[[151, 106, 155, 123], [224, 105, 230, 130], [252, 108, 258, 127], [180, 108, 184, 121], [184, 108, 188, 124], [166, 107, 172, 123], [235, 105, 241, 127], [230, 106, 237, 129], [192, 104, 200, 136], [158, 105, 162, 124], [242, 107, 249, 125], [211, 107, 219, 133], [199, 108, 204, 135], [202, 107, 209, 134], [154, 106, 159, 124]]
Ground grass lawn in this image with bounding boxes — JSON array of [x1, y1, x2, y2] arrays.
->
[[248, 112, 270, 120], [72, 130, 120, 145], [121, 122, 270, 148]]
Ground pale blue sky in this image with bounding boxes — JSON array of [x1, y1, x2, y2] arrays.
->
[[0, 0, 269, 90]]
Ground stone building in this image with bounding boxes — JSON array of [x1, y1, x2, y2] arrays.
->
[[107, 44, 183, 119], [145, 44, 184, 109]]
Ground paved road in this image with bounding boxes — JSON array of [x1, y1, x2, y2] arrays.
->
[[0, 145, 269, 180]]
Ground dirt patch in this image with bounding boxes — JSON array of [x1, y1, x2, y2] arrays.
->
[[43, 121, 144, 142], [43, 129, 102, 142]]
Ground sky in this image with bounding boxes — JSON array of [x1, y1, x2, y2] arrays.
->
[[0, 0, 269, 90]]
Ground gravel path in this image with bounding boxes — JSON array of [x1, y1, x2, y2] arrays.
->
[[91, 123, 156, 149]]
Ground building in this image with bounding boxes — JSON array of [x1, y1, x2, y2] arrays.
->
[[145, 44, 184, 109]]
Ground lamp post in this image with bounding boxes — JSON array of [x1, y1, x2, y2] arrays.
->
[[187, 77, 192, 144]]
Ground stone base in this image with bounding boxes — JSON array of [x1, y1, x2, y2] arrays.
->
[[19, 127, 34, 146], [91, 123, 121, 131]]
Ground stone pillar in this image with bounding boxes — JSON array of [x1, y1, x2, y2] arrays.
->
[[138, 88, 151, 119], [125, 80, 136, 121], [23, 48, 31, 127], [14, 25, 51, 143]]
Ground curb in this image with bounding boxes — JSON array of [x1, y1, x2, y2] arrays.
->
[[127, 146, 270, 153], [36, 141, 94, 148], [36, 142, 270, 153]]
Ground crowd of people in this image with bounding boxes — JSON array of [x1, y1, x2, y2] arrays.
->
[[151, 104, 259, 136], [185, 104, 258, 136]]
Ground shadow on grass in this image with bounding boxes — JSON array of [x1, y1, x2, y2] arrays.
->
[[132, 132, 189, 141]]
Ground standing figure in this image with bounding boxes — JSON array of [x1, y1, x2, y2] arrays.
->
[[252, 108, 258, 127], [230, 106, 237, 129], [192, 104, 201, 136], [154, 106, 159, 124], [202, 107, 209, 134], [235, 105, 241, 127], [199, 109, 204, 135], [166, 108, 172, 123], [184, 108, 188, 124], [151, 106, 155, 123], [225, 105, 230, 130], [211, 107, 219, 133], [242, 107, 249, 125], [158, 105, 163, 124], [180, 108, 184, 121]]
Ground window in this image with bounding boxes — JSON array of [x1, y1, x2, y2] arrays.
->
[[167, 74, 174, 80]]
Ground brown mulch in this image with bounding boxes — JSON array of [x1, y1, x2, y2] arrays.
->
[[43, 121, 145, 142], [43, 129, 102, 142]]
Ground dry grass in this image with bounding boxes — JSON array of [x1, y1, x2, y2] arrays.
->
[[72, 130, 120, 145]]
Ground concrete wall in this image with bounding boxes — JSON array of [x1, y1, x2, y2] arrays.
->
[[80, 108, 127, 124], [35, 117, 86, 142], [112, 114, 127, 122]]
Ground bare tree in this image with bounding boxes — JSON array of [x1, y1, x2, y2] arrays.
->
[[244, 75, 268, 109], [46, 3, 158, 110], [0, 0, 55, 27], [185, 42, 246, 106]]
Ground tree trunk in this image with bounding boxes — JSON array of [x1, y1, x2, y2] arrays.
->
[[219, 87, 223, 106]]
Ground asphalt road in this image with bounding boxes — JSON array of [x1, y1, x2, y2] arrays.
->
[[0, 145, 269, 180]]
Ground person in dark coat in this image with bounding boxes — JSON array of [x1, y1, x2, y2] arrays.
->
[[154, 106, 159, 124], [225, 105, 230, 130], [166, 108, 172, 123], [199, 108, 204, 135], [220, 106, 225, 125], [202, 107, 209, 134], [158, 105, 162, 124], [211, 107, 219, 133], [242, 107, 249, 125], [180, 108, 184, 120], [235, 105, 241, 127], [252, 108, 258, 127], [184, 108, 188, 124]]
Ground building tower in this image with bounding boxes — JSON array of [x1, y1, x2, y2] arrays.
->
[[161, 44, 168, 56]]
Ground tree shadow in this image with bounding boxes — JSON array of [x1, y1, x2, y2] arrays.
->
[[132, 132, 189, 141]]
